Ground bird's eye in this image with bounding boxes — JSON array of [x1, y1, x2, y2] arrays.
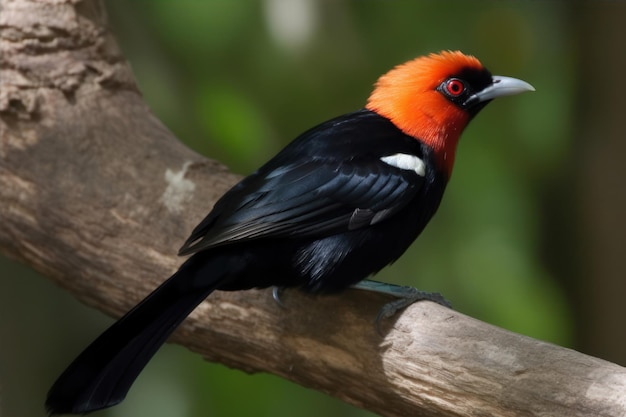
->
[[445, 79, 465, 96]]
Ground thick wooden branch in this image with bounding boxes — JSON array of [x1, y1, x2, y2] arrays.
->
[[1, 1, 625, 416]]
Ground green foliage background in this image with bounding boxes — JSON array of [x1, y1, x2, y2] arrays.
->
[[3, 1, 619, 417]]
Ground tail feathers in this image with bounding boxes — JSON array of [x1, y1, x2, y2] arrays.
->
[[46, 255, 224, 415]]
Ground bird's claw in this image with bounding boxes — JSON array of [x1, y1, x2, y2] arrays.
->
[[272, 286, 287, 308], [352, 280, 451, 334], [375, 287, 450, 320]]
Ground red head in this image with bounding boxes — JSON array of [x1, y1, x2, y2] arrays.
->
[[366, 51, 534, 176]]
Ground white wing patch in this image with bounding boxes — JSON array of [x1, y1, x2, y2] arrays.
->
[[380, 153, 425, 176]]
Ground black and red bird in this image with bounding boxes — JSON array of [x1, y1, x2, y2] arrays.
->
[[46, 51, 534, 414]]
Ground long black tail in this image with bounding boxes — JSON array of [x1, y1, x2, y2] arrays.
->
[[46, 253, 228, 415]]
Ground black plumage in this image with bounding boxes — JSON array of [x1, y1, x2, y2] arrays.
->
[[46, 110, 446, 414], [46, 50, 534, 414]]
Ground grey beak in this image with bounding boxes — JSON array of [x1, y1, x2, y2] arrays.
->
[[469, 75, 535, 105]]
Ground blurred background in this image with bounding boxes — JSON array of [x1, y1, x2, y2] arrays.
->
[[1, 1, 625, 416]]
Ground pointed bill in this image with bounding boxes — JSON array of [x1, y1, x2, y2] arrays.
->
[[469, 75, 535, 104]]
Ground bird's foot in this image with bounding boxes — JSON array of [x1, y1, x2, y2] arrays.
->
[[272, 286, 287, 308], [352, 280, 451, 332]]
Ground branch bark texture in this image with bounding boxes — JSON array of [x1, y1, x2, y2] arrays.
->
[[1, 1, 625, 416]]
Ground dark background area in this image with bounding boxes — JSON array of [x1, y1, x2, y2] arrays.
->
[[2, 1, 625, 416]]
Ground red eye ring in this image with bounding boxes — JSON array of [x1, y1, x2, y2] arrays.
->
[[445, 78, 465, 96]]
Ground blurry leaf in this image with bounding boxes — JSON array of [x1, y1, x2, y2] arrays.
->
[[195, 83, 276, 171]]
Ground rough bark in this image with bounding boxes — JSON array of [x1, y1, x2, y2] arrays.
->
[[1, 1, 625, 416]]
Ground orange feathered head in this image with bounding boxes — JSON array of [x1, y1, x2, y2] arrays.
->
[[366, 51, 534, 176]]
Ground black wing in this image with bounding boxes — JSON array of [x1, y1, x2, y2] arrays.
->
[[178, 109, 428, 255], [179, 155, 424, 255]]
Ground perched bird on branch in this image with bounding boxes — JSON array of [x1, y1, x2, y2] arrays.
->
[[46, 50, 534, 415]]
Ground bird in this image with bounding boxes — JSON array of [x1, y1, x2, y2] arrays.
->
[[46, 50, 534, 415]]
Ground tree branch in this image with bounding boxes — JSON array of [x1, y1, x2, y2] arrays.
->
[[1, 1, 625, 416]]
